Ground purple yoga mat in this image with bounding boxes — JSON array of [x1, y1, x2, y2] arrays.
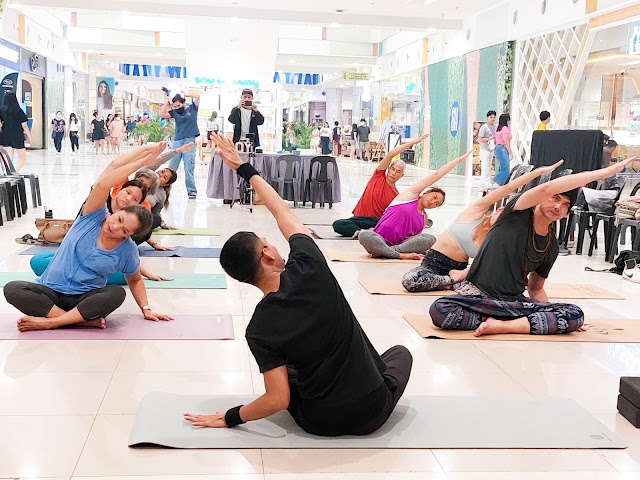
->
[[0, 313, 235, 340]]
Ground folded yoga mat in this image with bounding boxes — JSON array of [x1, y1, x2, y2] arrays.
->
[[19, 245, 58, 255], [0, 314, 234, 340], [137, 247, 221, 258], [325, 249, 421, 264], [358, 278, 454, 296], [129, 392, 625, 449], [309, 227, 355, 241], [0, 272, 226, 289], [152, 227, 220, 236], [403, 313, 640, 343]]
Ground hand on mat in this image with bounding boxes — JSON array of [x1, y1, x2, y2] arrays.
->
[[144, 273, 173, 282], [175, 142, 195, 153], [183, 412, 227, 428], [151, 243, 174, 251], [162, 225, 178, 230], [143, 309, 174, 322], [210, 132, 243, 170], [538, 160, 564, 175]]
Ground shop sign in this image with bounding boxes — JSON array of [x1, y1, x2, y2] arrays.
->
[[597, 113, 605, 120], [0, 42, 19, 65], [629, 25, 640, 55], [120, 64, 187, 79], [273, 72, 320, 85], [343, 72, 369, 81], [450, 101, 460, 138], [193, 77, 260, 89]]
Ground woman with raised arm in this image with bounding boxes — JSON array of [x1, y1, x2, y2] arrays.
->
[[358, 151, 471, 260], [4, 143, 173, 332], [402, 161, 564, 292]]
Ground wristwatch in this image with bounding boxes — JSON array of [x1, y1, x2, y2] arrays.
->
[[142, 305, 151, 312]]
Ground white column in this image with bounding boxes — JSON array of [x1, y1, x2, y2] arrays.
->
[[325, 88, 344, 125]]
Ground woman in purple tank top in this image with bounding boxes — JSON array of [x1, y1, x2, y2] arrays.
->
[[358, 151, 471, 259]]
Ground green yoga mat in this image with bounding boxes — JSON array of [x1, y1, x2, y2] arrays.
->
[[0, 272, 226, 289], [152, 227, 220, 236]]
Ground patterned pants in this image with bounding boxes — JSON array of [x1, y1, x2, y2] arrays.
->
[[429, 290, 584, 335], [402, 249, 468, 292]]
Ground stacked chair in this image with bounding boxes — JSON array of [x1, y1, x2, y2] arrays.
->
[[0, 147, 42, 224]]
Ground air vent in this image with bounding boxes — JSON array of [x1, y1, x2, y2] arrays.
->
[[513, 9, 518, 24], [541, 0, 547, 14], [466, 28, 471, 40]]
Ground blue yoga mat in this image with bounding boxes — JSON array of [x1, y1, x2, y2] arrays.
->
[[20, 245, 221, 258]]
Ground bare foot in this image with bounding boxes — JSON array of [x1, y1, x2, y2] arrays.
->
[[77, 318, 106, 329], [399, 253, 422, 261], [449, 268, 468, 283], [351, 230, 360, 239], [474, 317, 511, 337], [17, 316, 61, 332]]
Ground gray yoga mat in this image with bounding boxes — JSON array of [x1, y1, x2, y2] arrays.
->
[[128, 393, 626, 449], [19, 245, 221, 258]]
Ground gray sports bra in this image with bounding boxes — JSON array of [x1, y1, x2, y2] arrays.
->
[[445, 218, 484, 259]]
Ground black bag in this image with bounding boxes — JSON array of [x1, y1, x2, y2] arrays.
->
[[585, 250, 640, 275]]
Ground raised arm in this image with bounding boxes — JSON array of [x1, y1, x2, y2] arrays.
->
[[160, 95, 171, 119], [376, 133, 428, 172], [100, 144, 155, 176], [82, 142, 167, 215], [403, 150, 471, 198], [211, 133, 310, 240], [514, 156, 637, 211], [467, 161, 564, 215]]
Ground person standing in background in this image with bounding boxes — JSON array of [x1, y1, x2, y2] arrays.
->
[[104, 114, 114, 154], [477, 110, 497, 190], [0, 93, 32, 171], [320, 122, 332, 155], [109, 114, 125, 155], [90, 111, 106, 155], [357, 119, 371, 161], [350, 122, 358, 159], [50, 111, 66, 154], [493, 114, 513, 186], [160, 92, 200, 199], [228, 89, 264, 146], [68, 113, 81, 154], [332, 121, 341, 156], [538, 111, 551, 130], [205, 111, 220, 153]]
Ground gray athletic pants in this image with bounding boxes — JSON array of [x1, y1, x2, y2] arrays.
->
[[358, 230, 436, 259]]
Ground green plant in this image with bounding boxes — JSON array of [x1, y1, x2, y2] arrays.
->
[[133, 119, 175, 143]]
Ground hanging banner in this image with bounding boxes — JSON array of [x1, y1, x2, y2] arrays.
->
[[96, 77, 115, 119]]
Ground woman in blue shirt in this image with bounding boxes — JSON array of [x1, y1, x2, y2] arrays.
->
[[3, 143, 173, 332]]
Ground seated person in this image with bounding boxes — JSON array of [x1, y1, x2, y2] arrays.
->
[[402, 161, 563, 292], [332, 134, 428, 238], [3, 143, 173, 332], [358, 152, 470, 260], [617, 193, 640, 220], [184, 133, 412, 436], [429, 156, 636, 337]]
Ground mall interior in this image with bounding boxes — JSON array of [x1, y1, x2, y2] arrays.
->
[[5, 0, 640, 478]]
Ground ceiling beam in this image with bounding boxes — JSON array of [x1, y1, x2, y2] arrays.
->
[[15, 0, 463, 30]]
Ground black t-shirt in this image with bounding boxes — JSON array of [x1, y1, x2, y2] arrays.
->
[[246, 234, 388, 406], [467, 196, 558, 300], [0, 109, 28, 142]]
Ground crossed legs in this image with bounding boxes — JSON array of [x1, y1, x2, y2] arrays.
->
[[359, 230, 436, 259]]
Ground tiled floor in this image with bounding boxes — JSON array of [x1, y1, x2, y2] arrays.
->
[[1, 145, 640, 479]]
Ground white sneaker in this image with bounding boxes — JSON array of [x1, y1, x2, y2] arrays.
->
[[623, 266, 640, 283]]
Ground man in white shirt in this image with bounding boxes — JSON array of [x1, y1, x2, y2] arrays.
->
[[477, 110, 497, 190]]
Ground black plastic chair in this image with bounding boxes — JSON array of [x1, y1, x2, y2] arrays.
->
[[271, 155, 302, 208], [0, 177, 22, 220], [607, 181, 640, 262], [0, 147, 40, 208], [303, 156, 337, 209]]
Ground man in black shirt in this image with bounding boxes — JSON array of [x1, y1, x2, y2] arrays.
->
[[430, 156, 636, 337], [184, 133, 412, 436]]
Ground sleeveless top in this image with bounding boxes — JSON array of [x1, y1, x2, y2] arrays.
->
[[373, 198, 424, 246], [445, 217, 484, 259]]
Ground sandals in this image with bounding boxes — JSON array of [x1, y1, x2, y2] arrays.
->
[[15, 233, 46, 246]]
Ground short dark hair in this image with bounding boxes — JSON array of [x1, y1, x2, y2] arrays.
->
[[334, 121, 339, 126], [121, 204, 153, 237], [360, 118, 366, 122], [121, 179, 149, 202], [220, 231, 263, 284], [540, 111, 551, 121], [487, 110, 497, 117], [241, 88, 254, 97], [172, 93, 186, 104]]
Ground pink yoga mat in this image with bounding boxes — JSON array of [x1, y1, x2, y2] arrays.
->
[[0, 314, 235, 340]]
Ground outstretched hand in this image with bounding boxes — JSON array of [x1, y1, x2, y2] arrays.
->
[[538, 160, 564, 175], [142, 141, 168, 166], [602, 156, 636, 178], [210, 132, 244, 170], [175, 142, 195, 154]]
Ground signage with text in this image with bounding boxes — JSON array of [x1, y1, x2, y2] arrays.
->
[[343, 72, 369, 81]]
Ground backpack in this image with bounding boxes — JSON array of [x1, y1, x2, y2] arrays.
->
[[585, 250, 640, 275]]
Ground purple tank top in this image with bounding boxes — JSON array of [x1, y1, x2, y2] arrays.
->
[[373, 198, 424, 245]]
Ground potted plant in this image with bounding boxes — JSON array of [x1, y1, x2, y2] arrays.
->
[[133, 118, 175, 144]]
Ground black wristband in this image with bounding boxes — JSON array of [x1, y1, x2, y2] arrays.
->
[[224, 405, 245, 428], [237, 163, 259, 183]]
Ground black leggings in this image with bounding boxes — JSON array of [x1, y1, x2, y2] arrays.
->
[[70, 132, 79, 151], [402, 249, 469, 292], [3, 281, 126, 320], [287, 345, 413, 436]]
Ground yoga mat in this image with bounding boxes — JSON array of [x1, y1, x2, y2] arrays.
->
[[0, 314, 234, 340], [20, 245, 58, 255], [137, 247, 221, 258], [403, 313, 640, 343], [0, 272, 227, 289], [152, 227, 220, 236], [541, 283, 624, 300], [358, 278, 454, 296], [128, 392, 625, 449], [325, 249, 421, 264], [309, 227, 355, 241]]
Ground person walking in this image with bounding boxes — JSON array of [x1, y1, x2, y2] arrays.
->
[[0, 93, 32, 171], [90, 111, 106, 155], [477, 110, 497, 190], [160, 92, 200, 199], [320, 122, 332, 155], [50, 111, 66, 154], [68, 113, 81, 153], [109, 114, 125, 155]]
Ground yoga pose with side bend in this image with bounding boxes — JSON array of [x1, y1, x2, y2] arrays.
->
[[358, 151, 470, 260], [402, 161, 564, 292], [184, 133, 412, 435], [4, 143, 173, 332], [429, 156, 637, 337], [332, 134, 429, 238]]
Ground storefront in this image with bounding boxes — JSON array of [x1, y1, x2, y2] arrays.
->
[[20, 47, 46, 149], [0, 38, 21, 110], [569, 20, 640, 160], [72, 70, 89, 137], [380, 71, 422, 139]]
